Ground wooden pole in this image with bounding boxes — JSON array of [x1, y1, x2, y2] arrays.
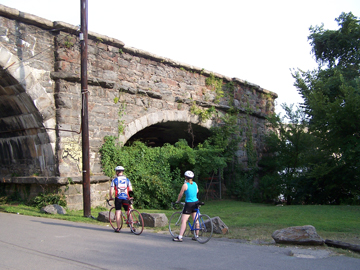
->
[[80, 0, 91, 217]]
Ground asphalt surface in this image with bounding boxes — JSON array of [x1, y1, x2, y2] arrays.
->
[[0, 212, 359, 270]]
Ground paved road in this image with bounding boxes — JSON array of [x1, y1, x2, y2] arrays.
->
[[0, 212, 359, 270]]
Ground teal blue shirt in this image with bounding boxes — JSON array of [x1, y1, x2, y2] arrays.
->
[[185, 182, 198, 202]]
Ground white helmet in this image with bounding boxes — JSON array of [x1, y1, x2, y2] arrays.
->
[[184, 170, 194, 178], [115, 166, 124, 171]]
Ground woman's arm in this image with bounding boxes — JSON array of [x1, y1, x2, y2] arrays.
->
[[176, 183, 187, 203]]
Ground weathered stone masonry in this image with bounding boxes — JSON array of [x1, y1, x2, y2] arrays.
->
[[0, 4, 277, 209]]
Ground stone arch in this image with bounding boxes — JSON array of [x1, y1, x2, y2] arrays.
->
[[119, 110, 215, 144], [0, 46, 56, 176]]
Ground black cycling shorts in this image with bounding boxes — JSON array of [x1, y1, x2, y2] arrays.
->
[[115, 198, 129, 211], [182, 201, 199, 214]]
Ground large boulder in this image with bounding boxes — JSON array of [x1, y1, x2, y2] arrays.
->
[[97, 211, 114, 223], [210, 216, 229, 234], [40, 204, 67, 215], [141, 213, 168, 227], [272, 225, 324, 245]]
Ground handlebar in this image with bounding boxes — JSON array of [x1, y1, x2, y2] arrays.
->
[[106, 199, 113, 206], [128, 198, 134, 205], [171, 202, 185, 209], [171, 201, 205, 209]]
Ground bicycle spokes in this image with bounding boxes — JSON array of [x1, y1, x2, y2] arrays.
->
[[169, 211, 182, 238], [195, 214, 213, 244], [109, 207, 123, 231], [129, 209, 144, 235]]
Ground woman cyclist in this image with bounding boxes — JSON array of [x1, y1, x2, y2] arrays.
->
[[173, 170, 199, 242]]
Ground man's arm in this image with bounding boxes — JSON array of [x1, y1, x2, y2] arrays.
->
[[109, 186, 114, 200], [128, 179, 133, 197]]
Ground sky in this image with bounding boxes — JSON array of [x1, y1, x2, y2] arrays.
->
[[1, 0, 359, 115]]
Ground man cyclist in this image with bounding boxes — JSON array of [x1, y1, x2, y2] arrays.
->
[[109, 166, 133, 233]]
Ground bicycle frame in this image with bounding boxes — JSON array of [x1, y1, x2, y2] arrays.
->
[[118, 208, 131, 224], [187, 208, 201, 233]]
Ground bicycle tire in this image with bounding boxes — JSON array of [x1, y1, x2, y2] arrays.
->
[[169, 211, 183, 238], [109, 207, 123, 231], [129, 209, 144, 235], [194, 214, 213, 244]]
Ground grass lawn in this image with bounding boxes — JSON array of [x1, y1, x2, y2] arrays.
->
[[144, 200, 360, 244], [1, 199, 359, 256]]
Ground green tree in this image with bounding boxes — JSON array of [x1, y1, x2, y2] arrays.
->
[[260, 104, 317, 204], [293, 12, 360, 204]]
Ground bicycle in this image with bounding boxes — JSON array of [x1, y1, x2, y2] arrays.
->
[[169, 201, 213, 244], [106, 198, 144, 235]]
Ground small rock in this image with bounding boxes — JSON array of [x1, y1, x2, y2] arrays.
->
[[210, 216, 229, 234]]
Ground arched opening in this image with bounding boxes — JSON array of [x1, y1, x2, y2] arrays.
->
[[0, 68, 55, 177], [125, 121, 211, 147]]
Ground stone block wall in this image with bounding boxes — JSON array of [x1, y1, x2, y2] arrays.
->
[[52, 27, 277, 177], [0, 4, 277, 209], [59, 180, 110, 210]]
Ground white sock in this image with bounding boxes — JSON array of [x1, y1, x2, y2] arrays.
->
[[178, 235, 183, 239]]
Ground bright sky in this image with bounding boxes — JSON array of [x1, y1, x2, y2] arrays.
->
[[1, 0, 359, 115]]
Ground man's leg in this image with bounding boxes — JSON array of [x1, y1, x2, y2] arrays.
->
[[123, 203, 131, 225], [115, 209, 121, 229]]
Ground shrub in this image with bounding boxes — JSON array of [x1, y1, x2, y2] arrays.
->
[[29, 191, 67, 209]]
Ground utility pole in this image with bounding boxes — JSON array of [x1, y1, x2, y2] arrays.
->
[[80, 0, 91, 217]]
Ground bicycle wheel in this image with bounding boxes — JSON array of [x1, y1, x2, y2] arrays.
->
[[129, 209, 144, 235], [169, 211, 183, 238], [194, 214, 213, 244], [109, 207, 123, 231]]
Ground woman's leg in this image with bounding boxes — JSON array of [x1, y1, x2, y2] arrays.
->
[[191, 212, 199, 236], [179, 213, 190, 237]]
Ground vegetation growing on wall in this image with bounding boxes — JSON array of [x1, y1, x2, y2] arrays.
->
[[189, 101, 217, 122], [117, 100, 126, 136], [64, 36, 74, 49], [224, 81, 235, 107], [29, 190, 67, 208], [205, 73, 224, 103]]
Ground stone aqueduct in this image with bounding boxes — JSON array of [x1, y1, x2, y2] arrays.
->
[[0, 5, 277, 209]]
